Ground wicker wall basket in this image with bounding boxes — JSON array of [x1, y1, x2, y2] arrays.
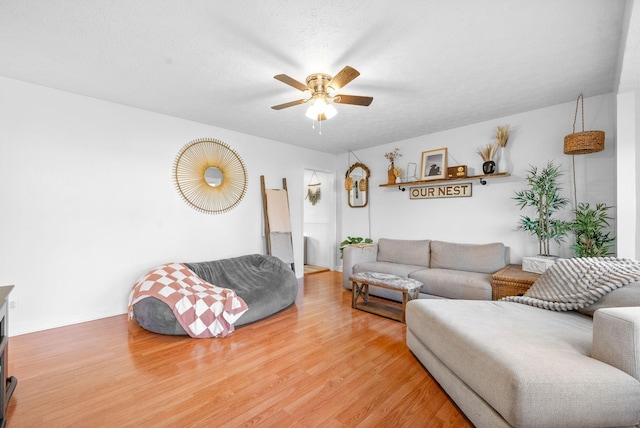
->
[[344, 176, 354, 191], [564, 94, 605, 155], [564, 130, 605, 154]]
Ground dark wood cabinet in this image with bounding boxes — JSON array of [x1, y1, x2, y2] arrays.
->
[[0, 286, 16, 428]]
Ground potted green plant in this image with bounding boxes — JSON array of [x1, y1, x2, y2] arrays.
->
[[513, 161, 572, 273], [339, 236, 373, 257], [572, 202, 615, 257]]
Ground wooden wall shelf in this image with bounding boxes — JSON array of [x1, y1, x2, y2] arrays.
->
[[380, 172, 510, 191]]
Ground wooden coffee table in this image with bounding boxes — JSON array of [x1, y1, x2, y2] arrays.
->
[[350, 272, 422, 323]]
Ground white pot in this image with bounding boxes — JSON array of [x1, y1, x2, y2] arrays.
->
[[522, 255, 558, 274]]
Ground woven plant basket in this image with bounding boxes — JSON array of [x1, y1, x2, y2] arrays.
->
[[564, 131, 604, 154], [358, 178, 367, 192], [344, 176, 354, 191], [564, 94, 605, 155]]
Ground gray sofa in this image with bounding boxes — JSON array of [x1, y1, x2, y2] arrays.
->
[[406, 281, 640, 428], [342, 238, 506, 301]]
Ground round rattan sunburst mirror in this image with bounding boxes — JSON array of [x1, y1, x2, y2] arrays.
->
[[173, 138, 247, 214]]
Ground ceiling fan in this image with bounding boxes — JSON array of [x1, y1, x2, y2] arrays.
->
[[271, 65, 373, 121]]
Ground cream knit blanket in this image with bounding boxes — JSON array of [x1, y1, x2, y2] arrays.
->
[[502, 257, 640, 311]]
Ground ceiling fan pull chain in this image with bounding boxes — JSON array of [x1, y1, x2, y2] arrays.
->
[[310, 117, 322, 135]]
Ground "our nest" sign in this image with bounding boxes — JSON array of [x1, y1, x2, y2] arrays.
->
[[409, 183, 472, 199]]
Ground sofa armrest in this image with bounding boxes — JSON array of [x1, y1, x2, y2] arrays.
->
[[342, 244, 377, 289], [592, 307, 640, 381]]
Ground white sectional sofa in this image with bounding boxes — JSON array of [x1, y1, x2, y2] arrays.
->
[[406, 273, 640, 427], [342, 238, 507, 301]]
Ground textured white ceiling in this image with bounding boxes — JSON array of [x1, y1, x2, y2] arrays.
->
[[0, 0, 636, 154]]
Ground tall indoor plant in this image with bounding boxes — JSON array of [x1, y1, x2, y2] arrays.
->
[[513, 161, 572, 259], [572, 202, 615, 257]]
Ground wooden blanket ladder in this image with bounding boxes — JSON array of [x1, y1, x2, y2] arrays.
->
[[261, 176, 295, 271]]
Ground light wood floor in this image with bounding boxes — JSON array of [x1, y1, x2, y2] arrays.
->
[[6, 271, 471, 427], [303, 264, 330, 275]]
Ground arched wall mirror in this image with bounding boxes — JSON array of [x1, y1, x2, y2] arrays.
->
[[345, 162, 370, 208], [173, 138, 247, 214]]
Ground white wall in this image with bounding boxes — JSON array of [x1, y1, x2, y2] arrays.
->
[[303, 169, 335, 269], [0, 77, 624, 336], [616, 91, 639, 259], [637, 91, 640, 259], [0, 76, 336, 335], [337, 94, 617, 264]]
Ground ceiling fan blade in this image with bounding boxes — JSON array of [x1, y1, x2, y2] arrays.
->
[[271, 99, 309, 110], [274, 74, 309, 92], [327, 66, 360, 91], [333, 94, 373, 106]]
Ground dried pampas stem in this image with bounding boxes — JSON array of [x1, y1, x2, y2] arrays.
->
[[476, 143, 498, 162], [495, 125, 510, 147]]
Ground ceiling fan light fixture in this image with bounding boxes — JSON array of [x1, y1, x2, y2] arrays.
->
[[305, 96, 337, 121], [323, 103, 337, 120], [305, 104, 317, 120], [272, 65, 371, 123]]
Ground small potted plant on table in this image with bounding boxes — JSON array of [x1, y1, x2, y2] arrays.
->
[[339, 236, 373, 258]]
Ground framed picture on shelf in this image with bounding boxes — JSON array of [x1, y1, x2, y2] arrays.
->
[[420, 148, 447, 181]]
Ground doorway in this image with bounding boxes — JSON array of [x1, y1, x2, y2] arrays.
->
[[303, 169, 335, 275]]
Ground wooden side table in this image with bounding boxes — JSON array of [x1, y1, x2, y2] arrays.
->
[[492, 264, 541, 300]]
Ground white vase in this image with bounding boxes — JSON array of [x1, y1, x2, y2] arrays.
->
[[496, 146, 507, 173]]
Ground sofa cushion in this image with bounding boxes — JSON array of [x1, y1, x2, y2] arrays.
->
[[578, 280, 640, 316], [592, 307, 640, 382], [353, 262, 426, 279], [430, 240, 505, 273], [406, 300, 640, 427], [377, 238, 430, 267], [410, 268, 492, 300]]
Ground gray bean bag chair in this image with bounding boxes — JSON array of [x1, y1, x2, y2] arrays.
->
[[132, 254, 298, 335]]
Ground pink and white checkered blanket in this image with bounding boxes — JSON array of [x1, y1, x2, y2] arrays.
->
[[128, 263, 249, 338]]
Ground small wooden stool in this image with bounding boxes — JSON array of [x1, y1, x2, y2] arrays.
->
[[350, 272, 422, 323]]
